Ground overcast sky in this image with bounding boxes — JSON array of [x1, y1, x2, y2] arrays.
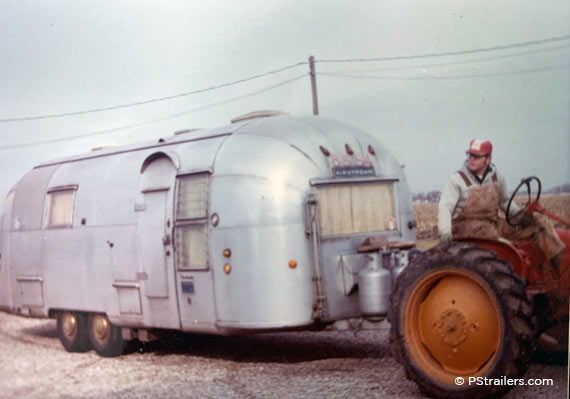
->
[[1, 0, 569, 203]]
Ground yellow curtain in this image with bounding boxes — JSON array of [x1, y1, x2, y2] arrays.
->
[[48, 191, 74, 227], [318, 183, 395, 237]]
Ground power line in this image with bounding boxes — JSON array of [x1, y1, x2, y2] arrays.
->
[[321, 44, 570, 74], [2, 34, 568, 124], [316, 34, 570, 64], [0, 74, 307, 150], [0, 62, 308, 123], [318, 63, 570, 81]]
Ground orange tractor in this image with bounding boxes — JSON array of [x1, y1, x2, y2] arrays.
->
[[389, 176, 569, 398]]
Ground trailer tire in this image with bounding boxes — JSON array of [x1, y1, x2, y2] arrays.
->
[[88, 314, 124, 357], [57, 311, 91, 352], [388, 242, 535, 398]]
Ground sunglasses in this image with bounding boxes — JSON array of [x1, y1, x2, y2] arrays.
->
[[467, 153, 488, 160]]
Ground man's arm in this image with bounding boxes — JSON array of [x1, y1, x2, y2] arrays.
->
[[497, 172, 522, 219], [438, 175, 461, 240]]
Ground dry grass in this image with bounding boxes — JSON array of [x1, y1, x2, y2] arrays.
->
[[413, 193, 570, 240]]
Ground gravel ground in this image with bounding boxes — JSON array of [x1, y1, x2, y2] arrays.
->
[[0, 311, 567, 399]]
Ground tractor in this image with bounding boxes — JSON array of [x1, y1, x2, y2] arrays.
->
[[389, 176, 569, 398]]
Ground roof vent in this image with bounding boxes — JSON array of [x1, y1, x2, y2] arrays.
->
[[91, 145, 115, 152], [174, 128, 201, 135], [231, 110, 287, 124]]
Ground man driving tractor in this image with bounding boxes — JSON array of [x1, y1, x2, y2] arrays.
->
[[437, 138, 565, 267]]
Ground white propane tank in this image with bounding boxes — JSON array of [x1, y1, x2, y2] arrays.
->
[[358, 253, 392, 316]]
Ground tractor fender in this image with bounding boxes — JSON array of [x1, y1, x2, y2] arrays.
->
[[457, 237, 525, 278]]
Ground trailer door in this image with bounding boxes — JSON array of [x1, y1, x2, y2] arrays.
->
[[173, 173, 217, 333], [138, 189, 170, 298], [137, 155, 180, 329]]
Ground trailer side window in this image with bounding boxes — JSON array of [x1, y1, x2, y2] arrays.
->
[[175, 174, 209, 270], [46, 187, 77, 228]]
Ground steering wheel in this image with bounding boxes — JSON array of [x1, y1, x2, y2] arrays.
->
[[506, 176, 541, 226]]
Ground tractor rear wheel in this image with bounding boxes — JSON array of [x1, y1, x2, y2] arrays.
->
[[389, 242, 535, 398]]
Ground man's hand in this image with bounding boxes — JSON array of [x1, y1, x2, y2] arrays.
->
[[520, 213, 535, 228], [440, 232, 453, 243]]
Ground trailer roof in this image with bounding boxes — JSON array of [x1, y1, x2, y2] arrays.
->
[[34, 114, 394, 173], [35, 123, 241, 169]]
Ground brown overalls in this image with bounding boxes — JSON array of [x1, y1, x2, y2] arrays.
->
[[451, 171, 501, 240]]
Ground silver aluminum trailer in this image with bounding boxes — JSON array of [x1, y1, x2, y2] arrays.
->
[[0, 112, 417, 356]]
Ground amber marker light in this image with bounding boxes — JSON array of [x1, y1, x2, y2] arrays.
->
[[288, 260, 298, 269], [223, 249, 231, 257], [223, 264, 231, 274]]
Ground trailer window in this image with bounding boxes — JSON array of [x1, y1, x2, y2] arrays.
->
[[176, 174, 208, 219], [47, 188, 76, 228], [175, 173, 209, 270], [318, 182, 396, 237], [175, 225, 208, 269]]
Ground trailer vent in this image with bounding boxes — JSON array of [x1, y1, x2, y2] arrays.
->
[[91, 145, 115, 151], [230, 110, 288, 124], [174, 128, 201, 135]]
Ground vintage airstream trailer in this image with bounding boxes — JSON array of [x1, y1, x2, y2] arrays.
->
[[0, 112, 416, 356]]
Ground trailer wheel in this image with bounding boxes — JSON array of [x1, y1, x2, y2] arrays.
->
[[389, 242, 535, 398], [57, 311, 91, 352], [88, 314, 124, 357]]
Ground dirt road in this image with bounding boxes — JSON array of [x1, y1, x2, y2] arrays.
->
[[0, 311, 567, 399]]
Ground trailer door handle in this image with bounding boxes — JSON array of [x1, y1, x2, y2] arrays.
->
[[162, 234, 171, 246]]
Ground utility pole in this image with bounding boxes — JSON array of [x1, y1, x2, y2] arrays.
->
[[309, 56, 319, 116]]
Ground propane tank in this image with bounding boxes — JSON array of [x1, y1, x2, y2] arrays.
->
[[358, 253, 392, 316]]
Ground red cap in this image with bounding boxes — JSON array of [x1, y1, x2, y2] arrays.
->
[[466, 139, 492, 156]]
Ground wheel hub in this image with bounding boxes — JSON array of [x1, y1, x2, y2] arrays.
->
[[436, 308, 468, 345], [62, 313, 77, 338], [93, 316, 109, 342]]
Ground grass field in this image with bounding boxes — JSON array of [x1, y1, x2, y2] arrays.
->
[[413, 193, 570, 242]]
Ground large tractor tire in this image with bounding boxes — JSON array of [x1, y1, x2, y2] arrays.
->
[[389, 242, 535, 398]]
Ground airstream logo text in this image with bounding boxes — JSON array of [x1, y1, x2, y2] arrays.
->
[[333, 167, 375, 177]]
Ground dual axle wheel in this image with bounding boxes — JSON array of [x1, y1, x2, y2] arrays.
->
[[57, 312, 124, 357]]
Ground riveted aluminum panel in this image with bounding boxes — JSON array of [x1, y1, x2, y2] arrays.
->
[[11, 165, 59, 231], [210, 223, 314, 328]]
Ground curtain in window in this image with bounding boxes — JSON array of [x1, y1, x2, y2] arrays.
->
[[48, 190, 74, 227], [318, 183, 395, 237]]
